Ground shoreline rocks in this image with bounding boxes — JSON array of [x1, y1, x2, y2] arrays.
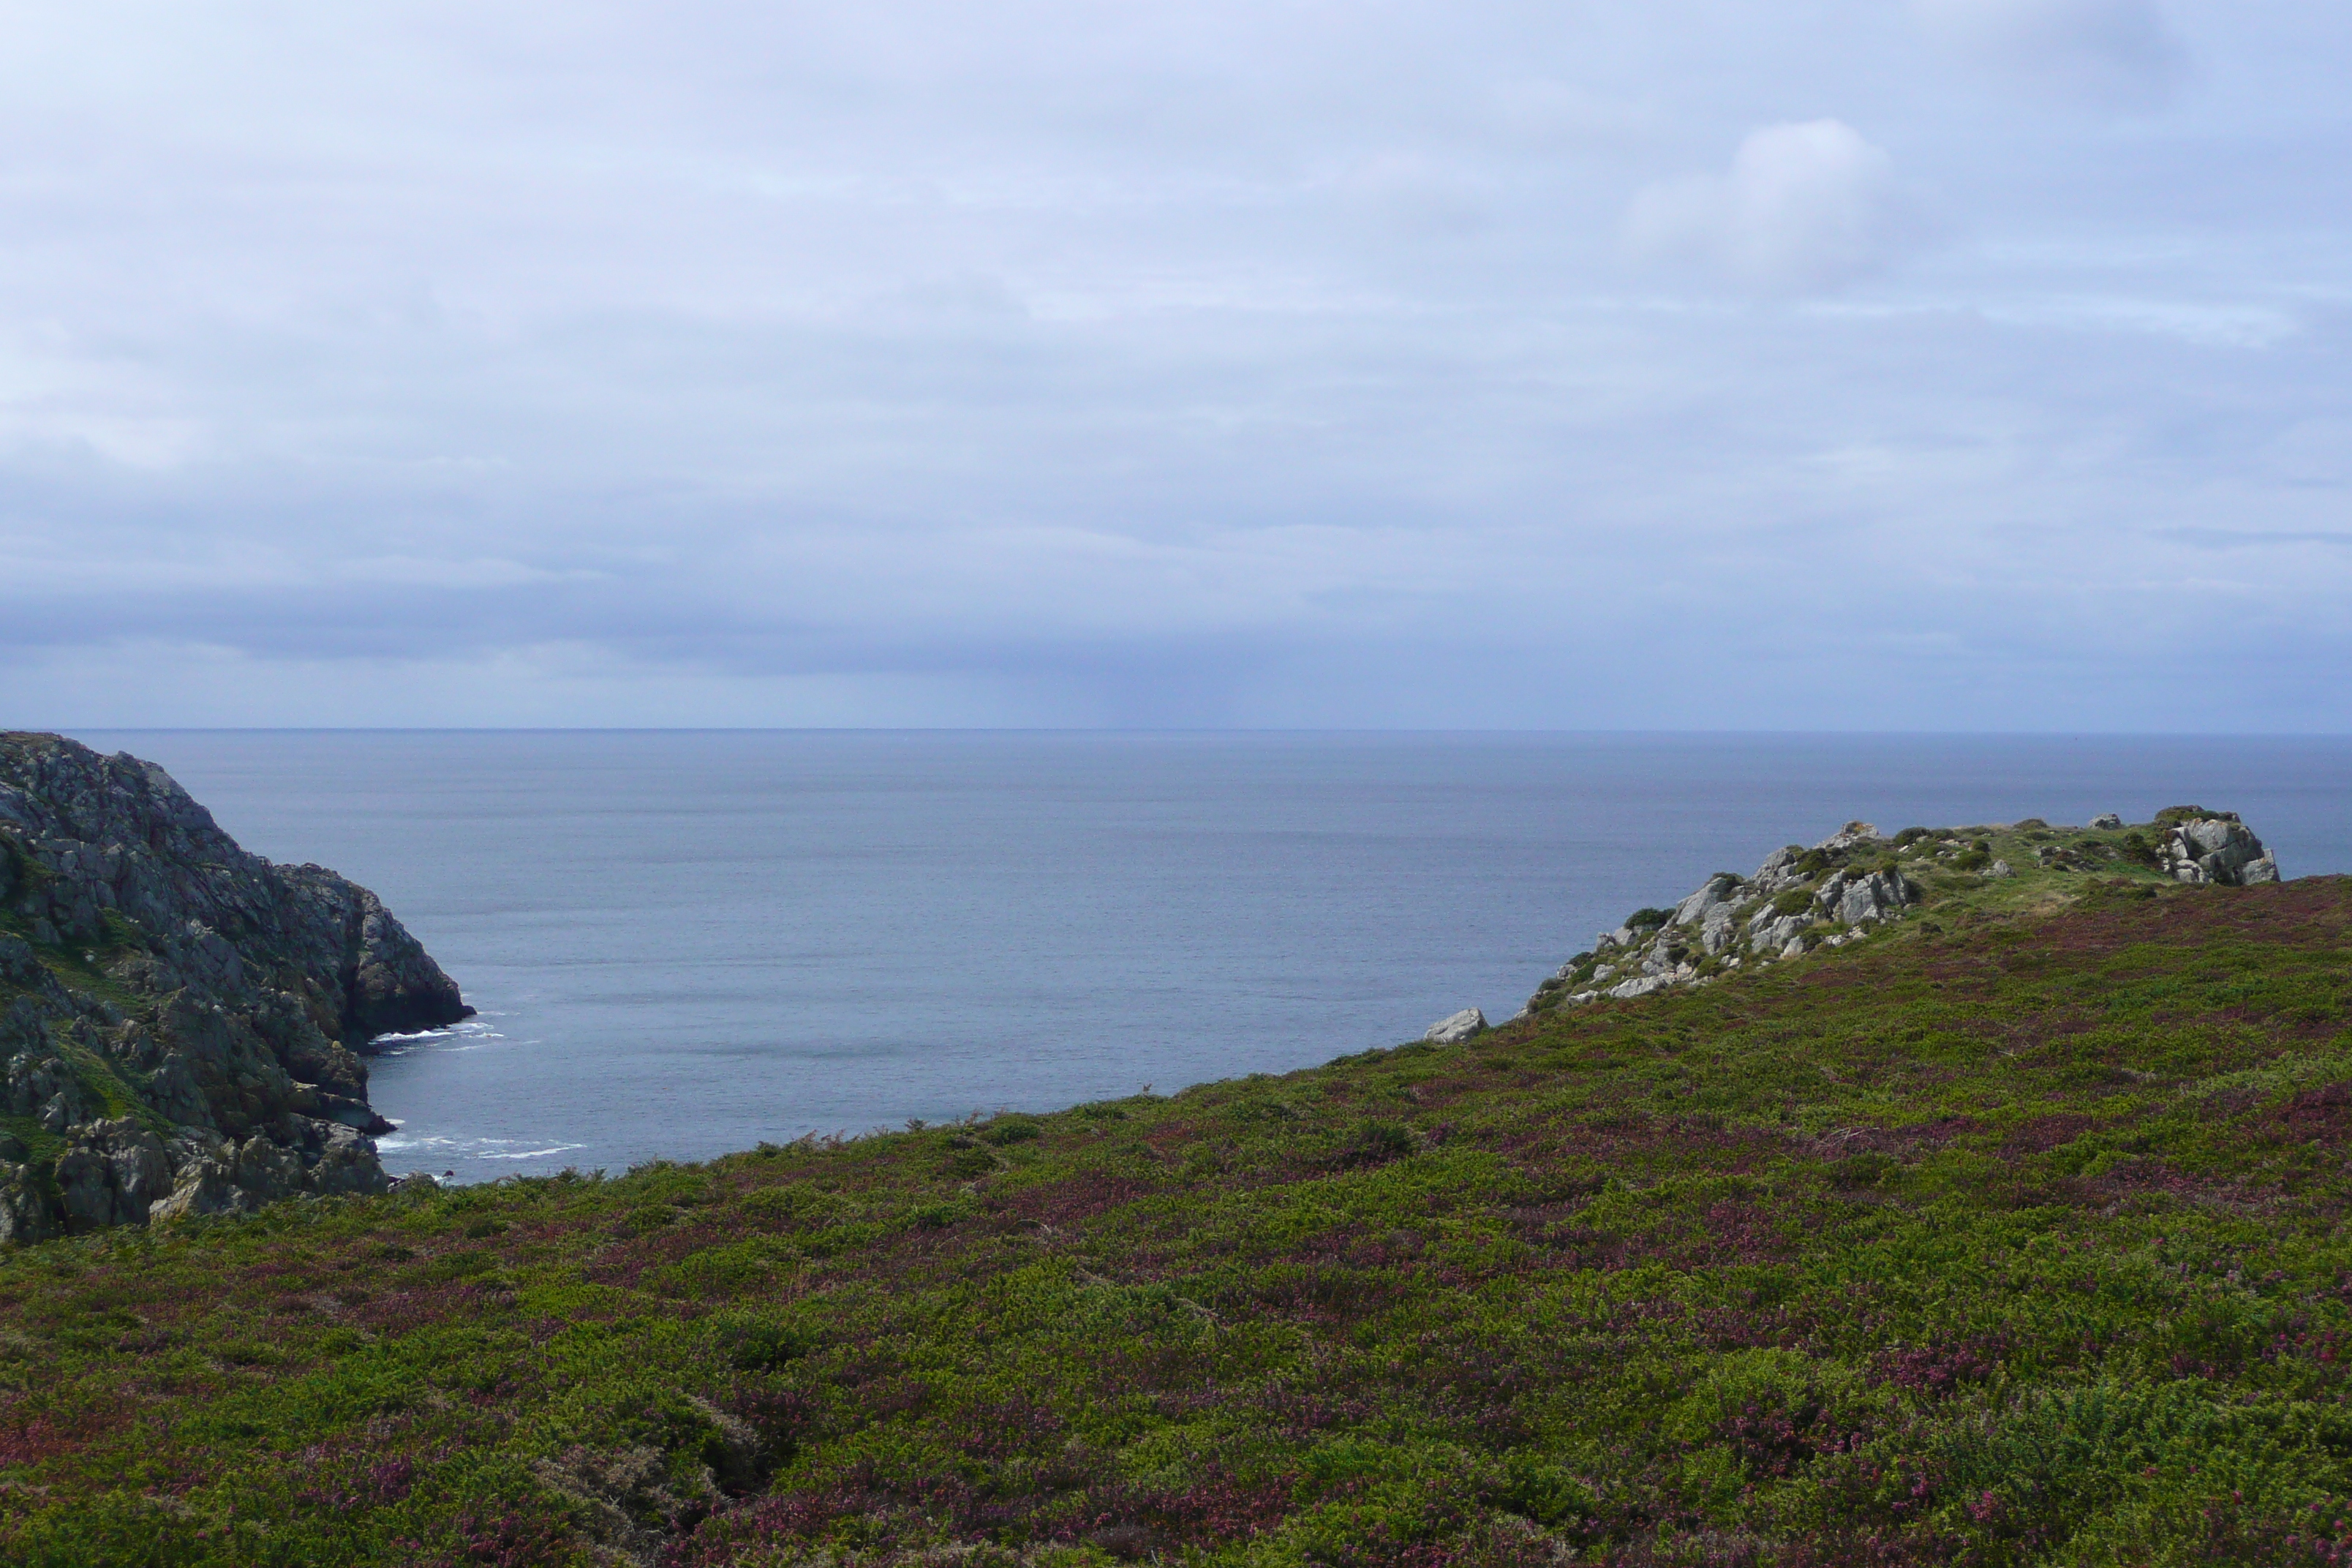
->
[[0, 731, 470, 1242]]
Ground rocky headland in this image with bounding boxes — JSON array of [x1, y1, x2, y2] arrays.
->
[[0, 732, 469, 1241], [1517, 806, 2280, 1019]]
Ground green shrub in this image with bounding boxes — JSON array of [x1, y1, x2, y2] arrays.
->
[[1334, 1118, 1417, 1166], [717, 1315, 813, 1371], [1772, 889, 1817, 916]]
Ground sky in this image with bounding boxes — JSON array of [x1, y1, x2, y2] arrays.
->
[[2, 0, 2348, 730]]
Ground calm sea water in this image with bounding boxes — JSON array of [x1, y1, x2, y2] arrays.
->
[[69, 731, 2352, 1183]]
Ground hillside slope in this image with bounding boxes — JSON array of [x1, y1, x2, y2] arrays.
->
[[1, 832, 2350, 1566]]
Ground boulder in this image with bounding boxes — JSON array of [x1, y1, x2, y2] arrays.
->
[[1425, 1008, 1487, 1044], [2091, 813, 2123, 830], [1607, 974, 1673, 1000], [1699, 903, 1740, 955], [0, 1164, 59, 1245], [53, 1119, 175, 1230], [148, 1157, 245, 1225], [2163, 818, 2277, 886], [1673, 875, 1742, 928], [1825, 870, 1912, 925]]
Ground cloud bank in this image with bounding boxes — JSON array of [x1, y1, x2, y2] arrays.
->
[[1, 1, 2347, 731]]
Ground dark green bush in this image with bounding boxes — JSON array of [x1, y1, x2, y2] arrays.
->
[[1335, 1118, 1418, 1167], [721, 1317, 813, 1372]]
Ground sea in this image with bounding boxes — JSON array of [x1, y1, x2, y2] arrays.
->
[[68, 731, 2352, 1184]]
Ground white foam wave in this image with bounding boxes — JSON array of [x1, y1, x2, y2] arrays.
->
[[377, 1131, 585, 1165], [369, 1019, 505, 1052]]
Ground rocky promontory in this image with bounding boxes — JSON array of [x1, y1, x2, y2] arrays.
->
[[0, 732, 470, 1241], [1520, 806, 2280, 1019]]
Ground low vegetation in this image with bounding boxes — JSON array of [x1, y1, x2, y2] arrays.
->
[[5, 867, 2352, 1565]]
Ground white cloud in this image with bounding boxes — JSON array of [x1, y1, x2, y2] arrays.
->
[[1624, 121, 1910, 294], [1915, 0, 2186, 109]]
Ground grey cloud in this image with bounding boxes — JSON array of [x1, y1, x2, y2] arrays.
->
[[1914, 0, 2188, 109], [0, 2, 2347, 728]]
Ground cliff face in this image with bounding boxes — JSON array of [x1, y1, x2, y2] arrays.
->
[[0, 733, 470, 1241]]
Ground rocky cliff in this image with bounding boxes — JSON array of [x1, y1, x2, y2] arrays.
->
[[1520, 807, 2280, 1019], [0, 732, 470, 1241]]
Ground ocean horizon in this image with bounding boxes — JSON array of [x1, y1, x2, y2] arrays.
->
[[68, 729, 2352, 1183]]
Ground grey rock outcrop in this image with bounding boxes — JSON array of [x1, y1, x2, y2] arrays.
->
[[2160, 814, 2279, 886], [1526, 820, 1923, 1013], [1521, 808, 2284, 1019], [0, 732, 470, 1241], [1425, 1008, 1487, 1044]]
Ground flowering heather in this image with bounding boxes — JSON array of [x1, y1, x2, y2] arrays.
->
[[4, 870, 2352, 1564]]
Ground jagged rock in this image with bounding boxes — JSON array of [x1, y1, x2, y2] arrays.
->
[[1817, 821, 1882, 852], [1607, 974, 1673, 1000], [1698, 903, 1739, 955], [2092, 813, 2124, 830], [1986, 859, 2013, 878], [1823, 869, 1911, 924], [1749, 912, 1811, 952], [0, 731, 470, 1242], [1673, 874, 1741, 929], [1425, 1008, 1487, 1044], [2161, 817, 2279, 887], [53, 1119, 174, 1231]]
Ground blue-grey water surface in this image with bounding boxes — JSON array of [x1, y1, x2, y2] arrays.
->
[[67, 731, 2352, 1183]]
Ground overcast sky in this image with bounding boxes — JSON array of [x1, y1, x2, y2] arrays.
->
[[4, 1, 2348, 728]]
